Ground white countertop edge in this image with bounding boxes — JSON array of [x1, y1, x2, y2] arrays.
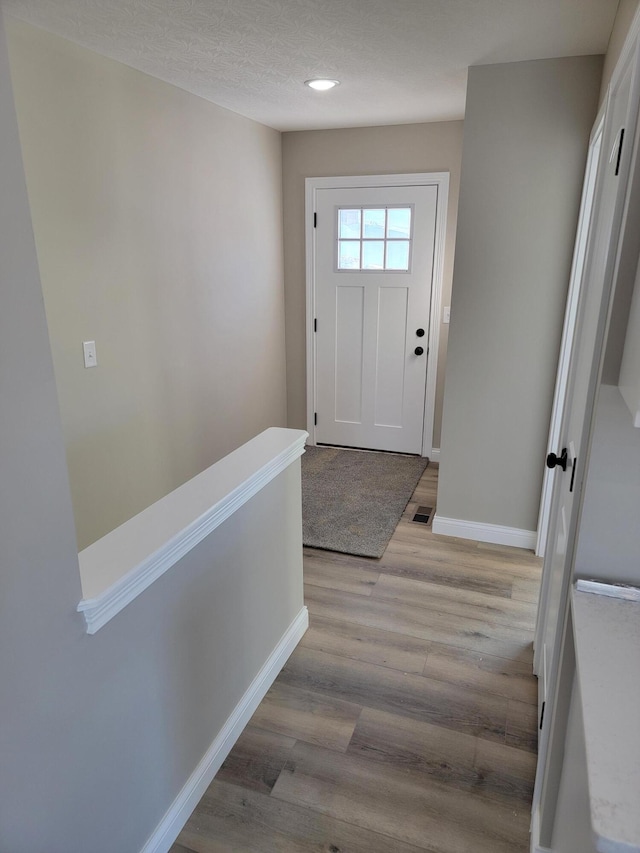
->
[[572, 585, 640, 853], [77, 428, 308, 634], [595, 833, 640, 853]]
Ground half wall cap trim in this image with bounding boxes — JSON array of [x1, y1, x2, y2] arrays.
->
[[77, 427, 308, 633]]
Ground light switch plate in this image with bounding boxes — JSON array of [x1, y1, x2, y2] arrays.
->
[[443, 307, 451, 324], [83, 340, 97, 368]]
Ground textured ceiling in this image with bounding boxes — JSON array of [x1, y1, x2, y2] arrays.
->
[[4, 0, 619, 131]]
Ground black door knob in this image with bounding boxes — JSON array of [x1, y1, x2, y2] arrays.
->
[[414, 346, 424, 356], [416, 328, 425, 337], [546, 448, 568, 471]]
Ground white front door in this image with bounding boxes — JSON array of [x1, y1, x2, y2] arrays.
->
[[314, 184, 438, 454]]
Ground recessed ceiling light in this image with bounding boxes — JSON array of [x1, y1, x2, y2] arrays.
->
[[305, 78, 340, 91]]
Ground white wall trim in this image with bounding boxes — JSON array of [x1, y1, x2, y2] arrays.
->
[[139, 606, 309, 853], [422, 177, 449, 459], [432, 513, 537, 550], [304, 172, 449, 458], [78, 428, 308, 633], [429, 447, 441, 463]]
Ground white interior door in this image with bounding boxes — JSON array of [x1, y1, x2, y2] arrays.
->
[[536, 38, 637, 752], [532, 39, 640, 849], [534, 117, 603, 559], [536, 55, 635, 714], [314, 184, 437, 454]]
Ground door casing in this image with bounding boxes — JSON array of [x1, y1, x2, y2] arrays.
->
[[305, 173, 449, 457]]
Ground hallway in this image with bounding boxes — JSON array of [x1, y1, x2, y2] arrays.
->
[[172, 463, 542, 852]]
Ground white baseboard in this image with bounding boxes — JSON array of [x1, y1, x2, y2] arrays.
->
[[429, 447, 441, 462], [432, 514, 537, 550], [140, 606, 309, 853]]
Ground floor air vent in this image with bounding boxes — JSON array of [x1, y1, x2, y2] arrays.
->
[[412, 506, 433, 525]]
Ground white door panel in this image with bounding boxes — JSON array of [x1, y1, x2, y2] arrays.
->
[[335, 286, 365, 424], [314, 184, 437, 453], [375, 286, 409, 427]]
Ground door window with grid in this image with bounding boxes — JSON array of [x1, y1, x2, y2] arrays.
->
[[337, 206, 413, 271]]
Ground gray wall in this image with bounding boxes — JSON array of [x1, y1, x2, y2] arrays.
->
[[0, 6, 304, 850], [7, 19, 287, 549], [437, 56, 603, 533], [281, 121, 464, 449]]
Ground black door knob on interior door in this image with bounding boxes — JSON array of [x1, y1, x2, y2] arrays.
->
[[414, 346, 424, 356], [546, 448, 568, 471], [416, 328, 425, 337]]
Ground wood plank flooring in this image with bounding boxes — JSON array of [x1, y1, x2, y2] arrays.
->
[[171, 463, 542, 853]]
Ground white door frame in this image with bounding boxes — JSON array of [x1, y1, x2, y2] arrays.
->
[[534, 108, 606, 557], [305, 172, 449, 457], [530, 18, 640, 849]]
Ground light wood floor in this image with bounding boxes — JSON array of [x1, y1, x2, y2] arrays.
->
[[171, 463, 542, 853]]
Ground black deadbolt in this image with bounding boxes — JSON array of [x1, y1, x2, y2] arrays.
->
[[416, 328, 425, 337], [414, 346, 424, 356]]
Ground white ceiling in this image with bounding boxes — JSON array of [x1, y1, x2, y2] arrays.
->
[[5, 0, 619, 131]]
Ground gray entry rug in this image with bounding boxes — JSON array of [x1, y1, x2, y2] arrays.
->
[[301, 445, 429, 559]]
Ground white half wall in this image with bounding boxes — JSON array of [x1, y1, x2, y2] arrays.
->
[[0, 31, 307, 843]]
